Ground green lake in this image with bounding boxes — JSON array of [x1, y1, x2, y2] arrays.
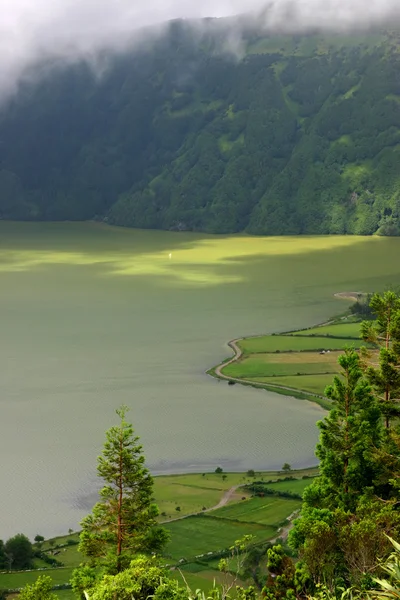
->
[[1, 222, 400, 538]]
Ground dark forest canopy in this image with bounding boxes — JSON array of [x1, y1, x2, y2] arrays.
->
[[1, 21, 400, 235]]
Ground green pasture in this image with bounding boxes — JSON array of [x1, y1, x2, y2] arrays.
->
[[254, 374, 340, 395], [265, 478, 316, 495], [217, 318, 370, 399], [154, 478, 224, 519], [238, 335, 363, 355], [0, 471, 318, 597], [40, 534, 79, 551], [289, 322, 361, 338], [223, 354, 338, 379], [155, 470, 318, 519], [171, 569, 242, 593], [0, 567, 74, 590], [210, 497, 301, 526], [55, 592, 75, 600], [164, 516, 275, 561], [8, 592, 75, 600]]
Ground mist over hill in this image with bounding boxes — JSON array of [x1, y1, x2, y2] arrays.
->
[[1, 20, 400, 235]]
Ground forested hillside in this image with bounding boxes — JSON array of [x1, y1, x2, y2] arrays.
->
[[1, 22, 400, 235]]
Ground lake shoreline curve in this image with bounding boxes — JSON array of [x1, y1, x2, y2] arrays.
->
[[207, 292, 362, 410]]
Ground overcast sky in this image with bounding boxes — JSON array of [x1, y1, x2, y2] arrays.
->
[[0, 0, 399, 96]]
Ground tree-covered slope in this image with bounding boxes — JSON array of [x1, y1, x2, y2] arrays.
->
[[1, 22, 400, 235]]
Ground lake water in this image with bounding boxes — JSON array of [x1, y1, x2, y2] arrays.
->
[[1, 222, 400, 539]]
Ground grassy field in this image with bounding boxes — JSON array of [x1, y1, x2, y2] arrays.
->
[[154, 469, 317, 519], [0, 471, 317, 597], [164, 516, 276, 561], [255, 374, 341, 395], [223, 353, 339, 379], [217, 321, 370, 399], [289, 323, 362, 338], [210, 497, 301, 526], [154, 476, 224, 518], [265, 478, 315, 494], [238, 335, 362, 354], [0, 567, 74, 590], [249, 374, 339, 395]]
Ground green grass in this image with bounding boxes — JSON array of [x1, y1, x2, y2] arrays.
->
[[238, 335, 364, 354], [210, 497, 300, 526], [52, 545, 81, 567], [171, 569, 241, 592], [265, 478, 316, 495], [154, 477, 224, 519], [55, 592, 75, 600], [289, 323, 361, 338], [0, 567, 74, 590], [163, 516, 275, 561], [1, 473, 317, 596], [154, 470, 318, 519], [223, 355, 338, 379], [253, 374, 339, 395], [9, 591, 75, 600], [40, 534, 79, 551]]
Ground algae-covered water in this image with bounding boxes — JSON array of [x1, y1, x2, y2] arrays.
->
[[1, 222, 400, 538]]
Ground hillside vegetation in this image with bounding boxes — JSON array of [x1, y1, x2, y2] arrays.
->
[[1, 22, 400, 234]]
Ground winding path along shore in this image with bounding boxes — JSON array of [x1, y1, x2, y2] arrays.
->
[[211, 291, 361, 402]]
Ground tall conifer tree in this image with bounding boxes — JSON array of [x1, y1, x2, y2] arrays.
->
[[79, 406, 168, 572], [361, 291, 400, 427]]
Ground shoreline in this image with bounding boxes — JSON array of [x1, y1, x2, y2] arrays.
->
[[207, 336, 330, 410], [207, 293, 362, 411]]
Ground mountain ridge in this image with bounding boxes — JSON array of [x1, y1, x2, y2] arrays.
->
[[0, 21, 399, 235]]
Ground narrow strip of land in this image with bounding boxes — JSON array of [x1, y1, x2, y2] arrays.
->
[[214, 337, 325, 401]]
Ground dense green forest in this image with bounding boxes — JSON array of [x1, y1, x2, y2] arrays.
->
[[1, 21, 400, 235]]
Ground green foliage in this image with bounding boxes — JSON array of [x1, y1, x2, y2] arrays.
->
[[81, 555, 188, 600], [317, 349, 383, 509], [19, 575, 58, 600], [373, 537, 400, 599], [79, 406, 168, 571], [34, 535, 45, 543], [361, 291, 400, 426], [0, 542, 7, 571], [4, 534, 33, 570], [70, 564, 98, 600], [263, 544, 310, 599], [288, 339, 400, 590], [0, 26, 399, 235]]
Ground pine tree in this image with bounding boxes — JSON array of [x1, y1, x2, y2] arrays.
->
[[315, 349, 383, 510], [289, 350, 393, 587], [79, 406, 168, 572], [361, 291, 400, 428]]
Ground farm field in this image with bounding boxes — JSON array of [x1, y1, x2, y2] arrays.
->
[[219, 322, 370, 398], [238, 335, 362, 354], [153, 469, 318, 519], [223, 353, 339, 379], [0, 471, 317, 597], [0, 567, 75, 590], [253, 374, 341, 395], [210, 496, 301, 526], [289, 323, 362, 337], [164, 515, 276, 561], [264, 478, 316, 495]]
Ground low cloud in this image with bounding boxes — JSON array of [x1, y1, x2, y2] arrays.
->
[[0, 0, 400, 98]]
